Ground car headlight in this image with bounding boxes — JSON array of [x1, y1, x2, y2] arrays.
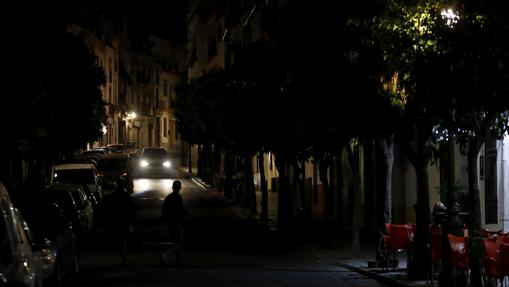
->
[[140, 160, 149, 167], [163, 161, 171, 168]]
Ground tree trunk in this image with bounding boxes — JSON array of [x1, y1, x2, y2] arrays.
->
[[297, 159, 310, 223], [376, 136, 394, 264], [259, 150, 268, 223], [402, 129, 432, 280], [381, 137, 394, 225], [410, 157, 431, 279], [466, 139, 484, 287], [203, 143, 211, 183], [188, 144, 192, 174], [319, 156, 332, 248], [244, 153, 256, 214], [351, 144, 362, 258], [197, 145, 204, 179], [224, 149, 234, 199], [336, 150, 345, 226], [275, 154, 293, 235]]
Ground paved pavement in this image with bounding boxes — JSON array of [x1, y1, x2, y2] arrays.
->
[[182, 167, 429, 287]]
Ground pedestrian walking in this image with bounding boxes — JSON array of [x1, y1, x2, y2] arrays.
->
[[161, 180, 189, 266], [111, 177, 136, 266]]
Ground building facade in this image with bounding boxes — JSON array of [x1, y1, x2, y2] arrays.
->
[[67, 10, 183, 154]]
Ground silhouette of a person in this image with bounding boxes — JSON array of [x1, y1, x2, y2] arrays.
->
[[161, 180, 189, 265], [111, 177, 136, 266]]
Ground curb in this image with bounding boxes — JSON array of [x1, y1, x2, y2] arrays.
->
[[330, 260, 427, 287], [333, 262, 415, 287]]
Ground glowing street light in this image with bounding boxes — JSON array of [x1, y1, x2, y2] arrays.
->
[[122, 111, 137, 143], [441, 8, 459, 27]]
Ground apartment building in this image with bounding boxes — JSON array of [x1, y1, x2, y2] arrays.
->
[[66, 8, 183, 154]]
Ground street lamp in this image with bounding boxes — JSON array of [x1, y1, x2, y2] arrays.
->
[[441, 8, 459, 27], [128, 112, 137, 120], [122, 111, 137, 143]]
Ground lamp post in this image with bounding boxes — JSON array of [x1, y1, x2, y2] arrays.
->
[[439, 6, 462, 287], [440, 6, 462, 235]]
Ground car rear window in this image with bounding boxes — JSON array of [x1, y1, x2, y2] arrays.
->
[[54, 169, 95, 185]]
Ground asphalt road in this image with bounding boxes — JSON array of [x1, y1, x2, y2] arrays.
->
[[73, 171, 388, 287]]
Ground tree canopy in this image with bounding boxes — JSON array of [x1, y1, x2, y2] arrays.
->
[[0, 4, 107, 160]]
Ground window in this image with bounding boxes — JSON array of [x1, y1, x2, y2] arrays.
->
[[54, 169, 95, 185], [164, 80, 168, 97], [164, 118, 168, 137]]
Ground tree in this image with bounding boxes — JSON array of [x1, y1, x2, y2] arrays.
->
[[373, 0, 458, 278], [440, 2, 509, 285], [0, 3, 107, 189]]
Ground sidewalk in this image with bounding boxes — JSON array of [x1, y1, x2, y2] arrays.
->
[[181, 167, 428, 287], [308, 243, 428, 287]]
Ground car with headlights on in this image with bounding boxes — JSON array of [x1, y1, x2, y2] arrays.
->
[[135, 147, 172, 178]]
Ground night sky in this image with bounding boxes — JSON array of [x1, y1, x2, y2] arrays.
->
[[0, 0, 188, 44], [85, 0, 189, 44]]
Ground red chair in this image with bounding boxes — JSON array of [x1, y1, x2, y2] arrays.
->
[[484, 238, 503, 285], [382, 224, 414, 270], [499, 234, 509, 244], [499, 243, 509, 283], [448, 234, 469, 286], [482, 228, 502, 239]]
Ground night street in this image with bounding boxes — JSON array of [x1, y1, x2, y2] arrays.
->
[[5, 1, 509, 286], [73, 171, 388, 287]]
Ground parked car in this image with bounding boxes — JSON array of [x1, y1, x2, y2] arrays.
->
[[106, 144, 125, 154], [19, 199, 78, 287], [0, 182, 43, 287], [50, 163, 103, 208], [97, 153, 133, 194], [81, 149, 107, 162], [122, 141, 139, 158], [135, 147, 172, 178], [42, 185, 92, 234], [46, 184, 94, 232]]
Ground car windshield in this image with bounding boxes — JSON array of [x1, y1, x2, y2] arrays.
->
[[54, 169, 95, 185], [142, 148, 167, 159]]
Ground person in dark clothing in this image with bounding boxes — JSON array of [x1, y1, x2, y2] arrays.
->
[[111, 177, 136, 266], [161, 180, 189, 265]]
